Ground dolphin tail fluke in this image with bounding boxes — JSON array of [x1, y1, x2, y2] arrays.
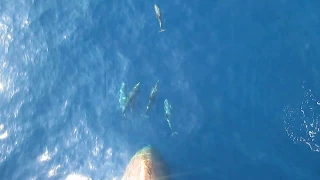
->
[[159, 29, 166, 33], [170, 132, 178, 137]]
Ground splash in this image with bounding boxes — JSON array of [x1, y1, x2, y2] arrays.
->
[[118, 82, 127, 112], [283, 82, 320, 152]]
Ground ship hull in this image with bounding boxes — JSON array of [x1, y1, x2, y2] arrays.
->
[[121, 145, 169, 180]]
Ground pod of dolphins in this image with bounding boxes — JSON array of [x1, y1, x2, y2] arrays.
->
[[119, 4, 175, 180], [119, 80, 177, 136]]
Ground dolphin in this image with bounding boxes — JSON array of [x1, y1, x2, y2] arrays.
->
[[154, 4, 166, 32], [122, 82, 141, 115], [164, 99, 172, 129], [145, 80, 160, 116], [164, 99, 178, 137]]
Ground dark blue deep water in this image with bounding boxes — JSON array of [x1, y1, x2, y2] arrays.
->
[[0, 0, 320, 179]]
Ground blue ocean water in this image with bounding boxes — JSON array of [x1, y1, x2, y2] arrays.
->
[[0, 0, 320, 179]]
